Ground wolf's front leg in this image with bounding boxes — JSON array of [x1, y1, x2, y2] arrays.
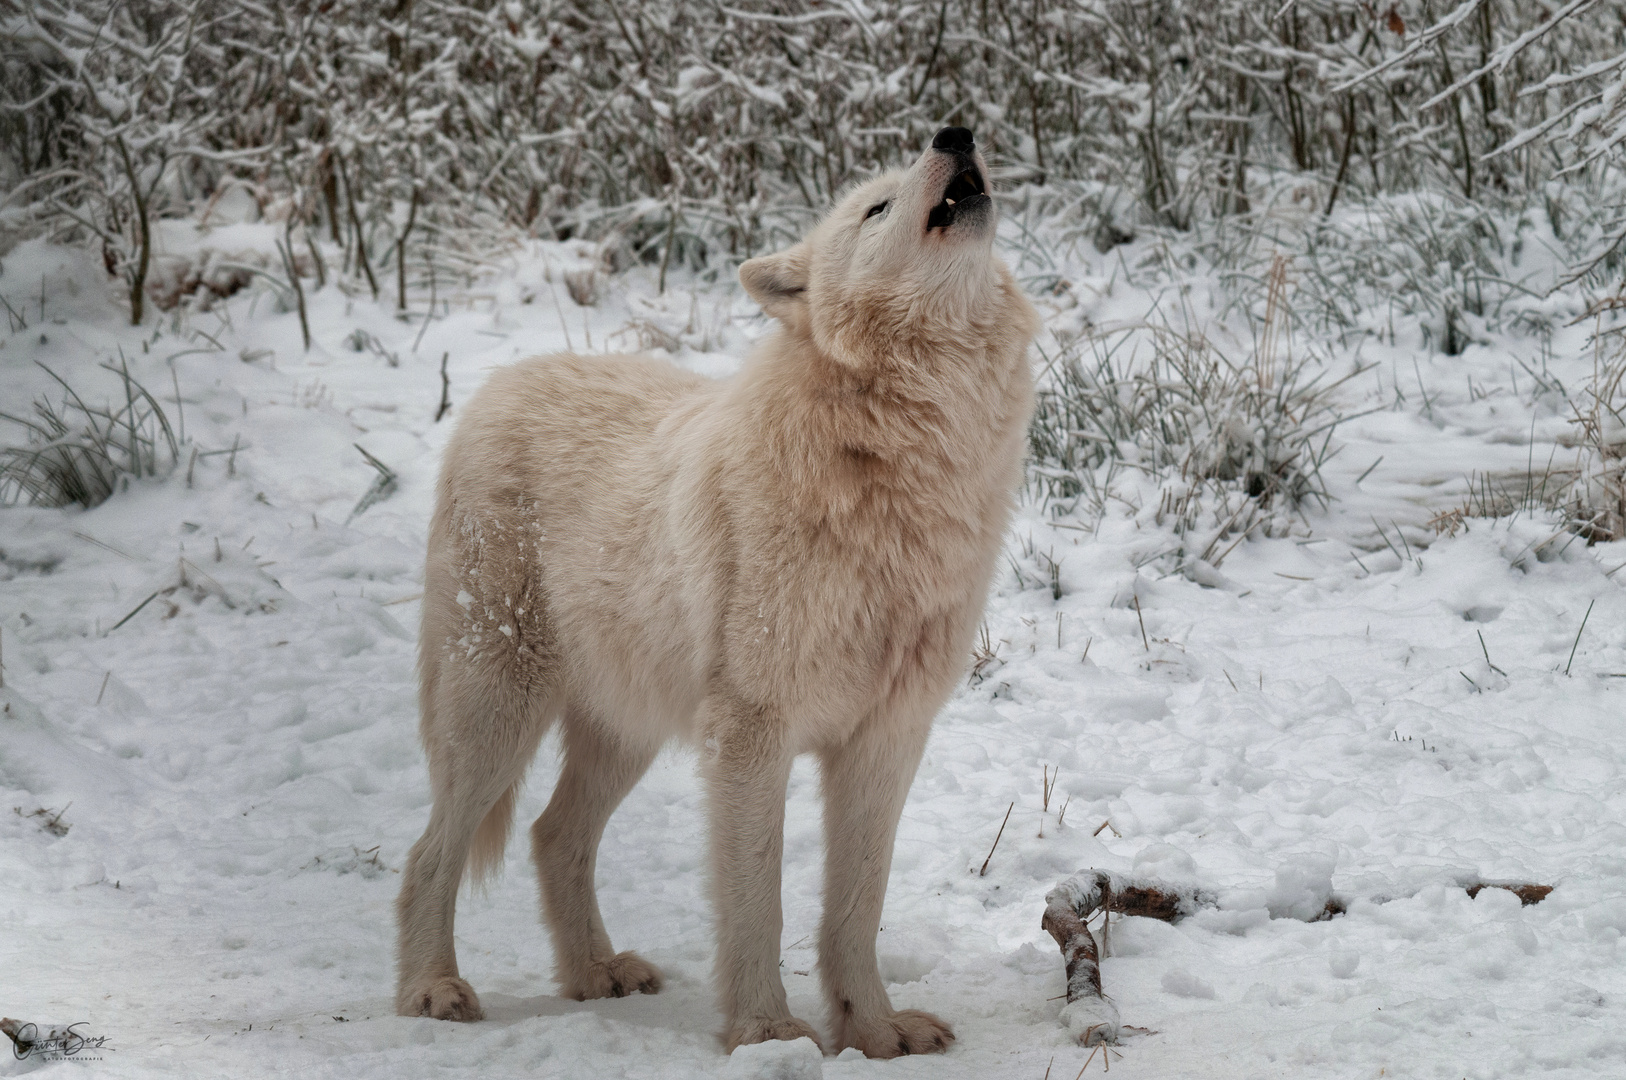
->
[[817, 717, 954, 1058], [703, 695, 821, 1051]]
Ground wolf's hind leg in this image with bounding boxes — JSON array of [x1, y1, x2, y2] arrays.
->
[[531, 709, 662, 1000], [818, 716, 953, 1058], [396, 660, 552, 1021]]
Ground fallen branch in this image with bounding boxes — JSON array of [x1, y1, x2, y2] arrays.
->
[[1465, 882, 1553, 906], [1041, 879, 1113, 1045], [1043, 869, 1552, 1045]]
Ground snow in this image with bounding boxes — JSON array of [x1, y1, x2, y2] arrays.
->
[[3, 217, 1626, 1079], [723, 1037, 823, 1079]]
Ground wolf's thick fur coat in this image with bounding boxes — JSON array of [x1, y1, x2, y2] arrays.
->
[[395, 133, 1038, 1057]]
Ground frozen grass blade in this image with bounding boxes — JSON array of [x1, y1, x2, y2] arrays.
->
[[347, 444, 399, 523], [1566, 599, 1595, 676], [980, 802, 1014, 877]]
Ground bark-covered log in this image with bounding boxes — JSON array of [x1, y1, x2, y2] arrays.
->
[[1464, 882, 1554, 906], [1043, 870, 1552, 1043], [1041, 871, 1217, 1045], [1041, 879, 1115, 1046]]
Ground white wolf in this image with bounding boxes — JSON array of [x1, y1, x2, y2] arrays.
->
[[395, 126, 1038, 1058]]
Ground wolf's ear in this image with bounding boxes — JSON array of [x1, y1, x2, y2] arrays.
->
[[739, 244, 809, 321]]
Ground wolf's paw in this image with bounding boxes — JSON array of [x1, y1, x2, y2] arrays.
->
[[561, 951, 663, 1001], [398, 975, 484, 1021], [724, 1015, 823, 1053], [839, 1008, 954, 1059]]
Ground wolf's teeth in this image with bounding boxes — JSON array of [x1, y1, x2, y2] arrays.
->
[[945, 198, 956, 206]]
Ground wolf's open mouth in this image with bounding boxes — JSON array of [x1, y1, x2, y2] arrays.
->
[[926, 168, 988, 230]]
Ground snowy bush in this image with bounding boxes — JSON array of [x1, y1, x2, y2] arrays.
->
[[4, 0, 1626, 325]]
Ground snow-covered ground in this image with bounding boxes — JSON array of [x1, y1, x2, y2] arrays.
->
[[3, 213, 1625, 1079]]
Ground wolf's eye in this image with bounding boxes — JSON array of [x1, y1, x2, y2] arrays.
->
[[864, 201, 889, 220]]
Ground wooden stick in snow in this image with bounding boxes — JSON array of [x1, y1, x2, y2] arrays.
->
[[1043, 869, 1552, 1045]]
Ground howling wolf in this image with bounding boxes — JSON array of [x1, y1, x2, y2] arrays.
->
[[395, 126, 1038, 1058]]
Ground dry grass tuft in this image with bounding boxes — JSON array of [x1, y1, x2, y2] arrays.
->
[[1028, 314, 1361, 542], [15, 804, 71, 838], [0, 360, 178, 508], [1556, 344, 1626, 542]]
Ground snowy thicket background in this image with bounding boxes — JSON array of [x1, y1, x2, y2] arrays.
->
[[4, 2, 1626, 1077]]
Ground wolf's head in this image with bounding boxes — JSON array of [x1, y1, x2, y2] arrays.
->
[[740, 128, 1025, 373]]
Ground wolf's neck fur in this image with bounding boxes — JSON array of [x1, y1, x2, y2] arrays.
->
[[727, 269, 1037, 529]]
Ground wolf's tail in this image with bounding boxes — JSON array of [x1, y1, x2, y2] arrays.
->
[[465, 782, 518, 888]]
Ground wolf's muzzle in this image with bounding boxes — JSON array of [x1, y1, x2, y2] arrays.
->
[[926, 128, 988, 231]]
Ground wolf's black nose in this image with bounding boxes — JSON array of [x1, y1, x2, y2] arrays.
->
[[932, 127, 974, 154]]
